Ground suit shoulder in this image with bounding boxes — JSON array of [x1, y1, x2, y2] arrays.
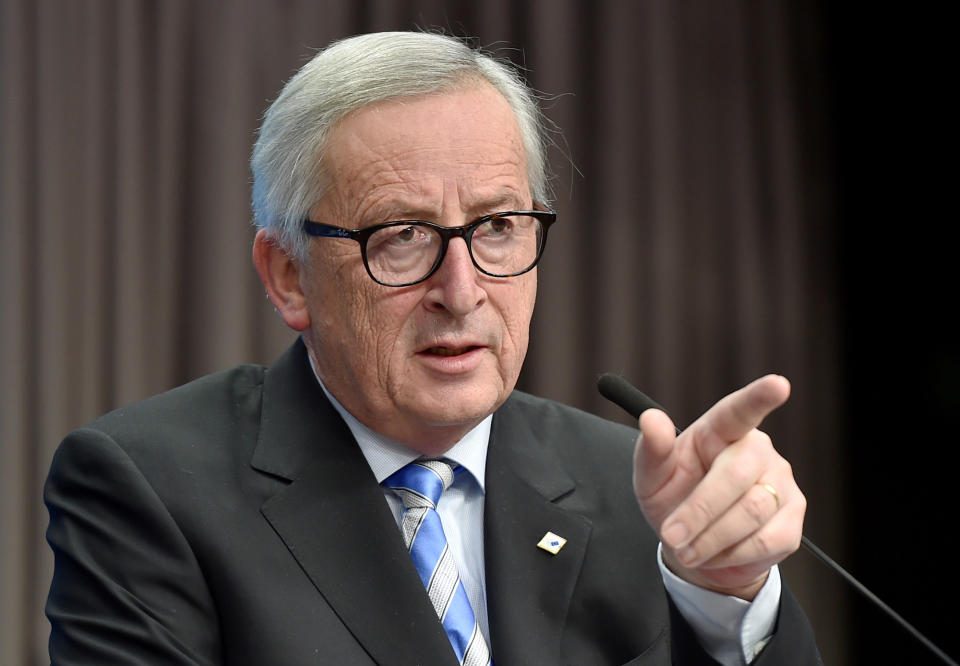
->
[[73, 363, 267, 456], [503, 389, 637, 434], [500, 390, 638, 456]]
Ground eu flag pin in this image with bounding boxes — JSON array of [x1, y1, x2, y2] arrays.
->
[[536, 531, 567, 555]]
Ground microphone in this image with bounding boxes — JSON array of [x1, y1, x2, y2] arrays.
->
[[597, 372, 958, 666], [597, 373, 669, 426]]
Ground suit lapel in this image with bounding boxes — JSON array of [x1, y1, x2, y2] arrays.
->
[[251, 340, 458, 666], [484, 394, 593, 665]]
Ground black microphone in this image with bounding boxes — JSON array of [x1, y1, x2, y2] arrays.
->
[[597, 372, 958, 666], [598, 373, 672, 427]]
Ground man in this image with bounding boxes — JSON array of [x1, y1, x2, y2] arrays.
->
[[45, 32, 820, 665]]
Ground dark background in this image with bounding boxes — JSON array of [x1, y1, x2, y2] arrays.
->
[[825, 4, 957, 665]]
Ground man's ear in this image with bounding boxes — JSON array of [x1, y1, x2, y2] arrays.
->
[[252, 229, 311, 332]]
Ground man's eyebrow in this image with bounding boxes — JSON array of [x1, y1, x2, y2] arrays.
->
[[352, 201, 432, 225], [364, 192, 528, 224], [466, 192, 528, 215], [368, 206, 437, 223]]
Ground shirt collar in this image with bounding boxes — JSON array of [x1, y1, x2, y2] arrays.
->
[[308, 355, 489, 490]]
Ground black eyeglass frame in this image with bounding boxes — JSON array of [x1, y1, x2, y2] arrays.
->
[[302, 209, 557, 287]]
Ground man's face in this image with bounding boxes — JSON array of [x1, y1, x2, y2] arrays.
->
[[299, 82, 537, 453]]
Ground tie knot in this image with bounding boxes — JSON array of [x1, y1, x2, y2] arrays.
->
[[383, 458, 455, 509]]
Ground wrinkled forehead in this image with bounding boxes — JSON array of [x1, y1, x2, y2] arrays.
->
[[318, 83, 531, 220]]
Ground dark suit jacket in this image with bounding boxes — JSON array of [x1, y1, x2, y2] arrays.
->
[[45, 339, 820, 665]]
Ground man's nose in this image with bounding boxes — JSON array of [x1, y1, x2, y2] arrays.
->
[[423, 237, 485, 317]]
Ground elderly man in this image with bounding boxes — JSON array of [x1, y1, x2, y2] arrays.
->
[[45, 32, 819, 665]]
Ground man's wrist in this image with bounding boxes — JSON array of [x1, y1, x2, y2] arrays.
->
[[661, 547, 769, 601], [658, 543, 781, 665]]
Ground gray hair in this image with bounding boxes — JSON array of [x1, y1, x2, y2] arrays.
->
[[251, 31, 551, 261]]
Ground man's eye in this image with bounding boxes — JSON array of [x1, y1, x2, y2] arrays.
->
[[368, 225, 431, 253], [475, 217, 514, 239], [389, 226, 424, 244], [488, 219, 510, 234]]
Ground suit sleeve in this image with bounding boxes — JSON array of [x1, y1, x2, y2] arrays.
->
[[44, 428, 222, 665], [750, 584, 823, 665], [667, 583, 822, 665]]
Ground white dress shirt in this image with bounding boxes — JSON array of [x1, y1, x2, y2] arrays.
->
[[315, 374, 779, 665]]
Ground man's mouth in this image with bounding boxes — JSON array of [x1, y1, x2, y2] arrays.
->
[[423, 345, 481, 357]]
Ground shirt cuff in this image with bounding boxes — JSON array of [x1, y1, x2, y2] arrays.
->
[[657, 543, 780, 665]]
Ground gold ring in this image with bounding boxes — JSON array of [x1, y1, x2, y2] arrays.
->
[[757, 482, 781, 510]]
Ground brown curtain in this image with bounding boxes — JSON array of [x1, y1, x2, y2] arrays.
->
[[1, 1, 848, 663]]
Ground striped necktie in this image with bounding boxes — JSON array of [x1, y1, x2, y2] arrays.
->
[[383, 458, 491, 666]]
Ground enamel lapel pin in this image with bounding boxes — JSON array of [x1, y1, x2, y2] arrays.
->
[[536, 531, 567, 555]]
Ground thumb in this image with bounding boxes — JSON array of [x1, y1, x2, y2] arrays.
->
[[633, 409, 679, 502]]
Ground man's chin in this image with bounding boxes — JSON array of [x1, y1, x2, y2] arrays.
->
[[386, 366, 516, 446], [403, 390, 502, 438], [420, 394, 499, 429]]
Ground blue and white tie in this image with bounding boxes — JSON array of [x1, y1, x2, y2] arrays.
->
[[384, 459, 491, 666]]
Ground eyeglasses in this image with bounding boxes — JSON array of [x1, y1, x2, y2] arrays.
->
[[302, 210, 557, 287]]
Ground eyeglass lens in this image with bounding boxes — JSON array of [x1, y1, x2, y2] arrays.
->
[[365, 214, 543, 286]]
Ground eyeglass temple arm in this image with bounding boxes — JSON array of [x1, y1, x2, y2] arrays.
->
[[302, 221, 352, 238]]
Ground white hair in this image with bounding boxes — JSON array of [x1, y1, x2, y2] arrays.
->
[[250, 31, 551, 261]]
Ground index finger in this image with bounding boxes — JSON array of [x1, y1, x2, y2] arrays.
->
[[699, 375, 791, 445]]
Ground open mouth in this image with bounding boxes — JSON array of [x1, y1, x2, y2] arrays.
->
[[423, 345, 482, 357]]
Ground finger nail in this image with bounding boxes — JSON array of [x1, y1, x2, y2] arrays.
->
[[676, 545, 697, 565], [662, 521, 688, 548]]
